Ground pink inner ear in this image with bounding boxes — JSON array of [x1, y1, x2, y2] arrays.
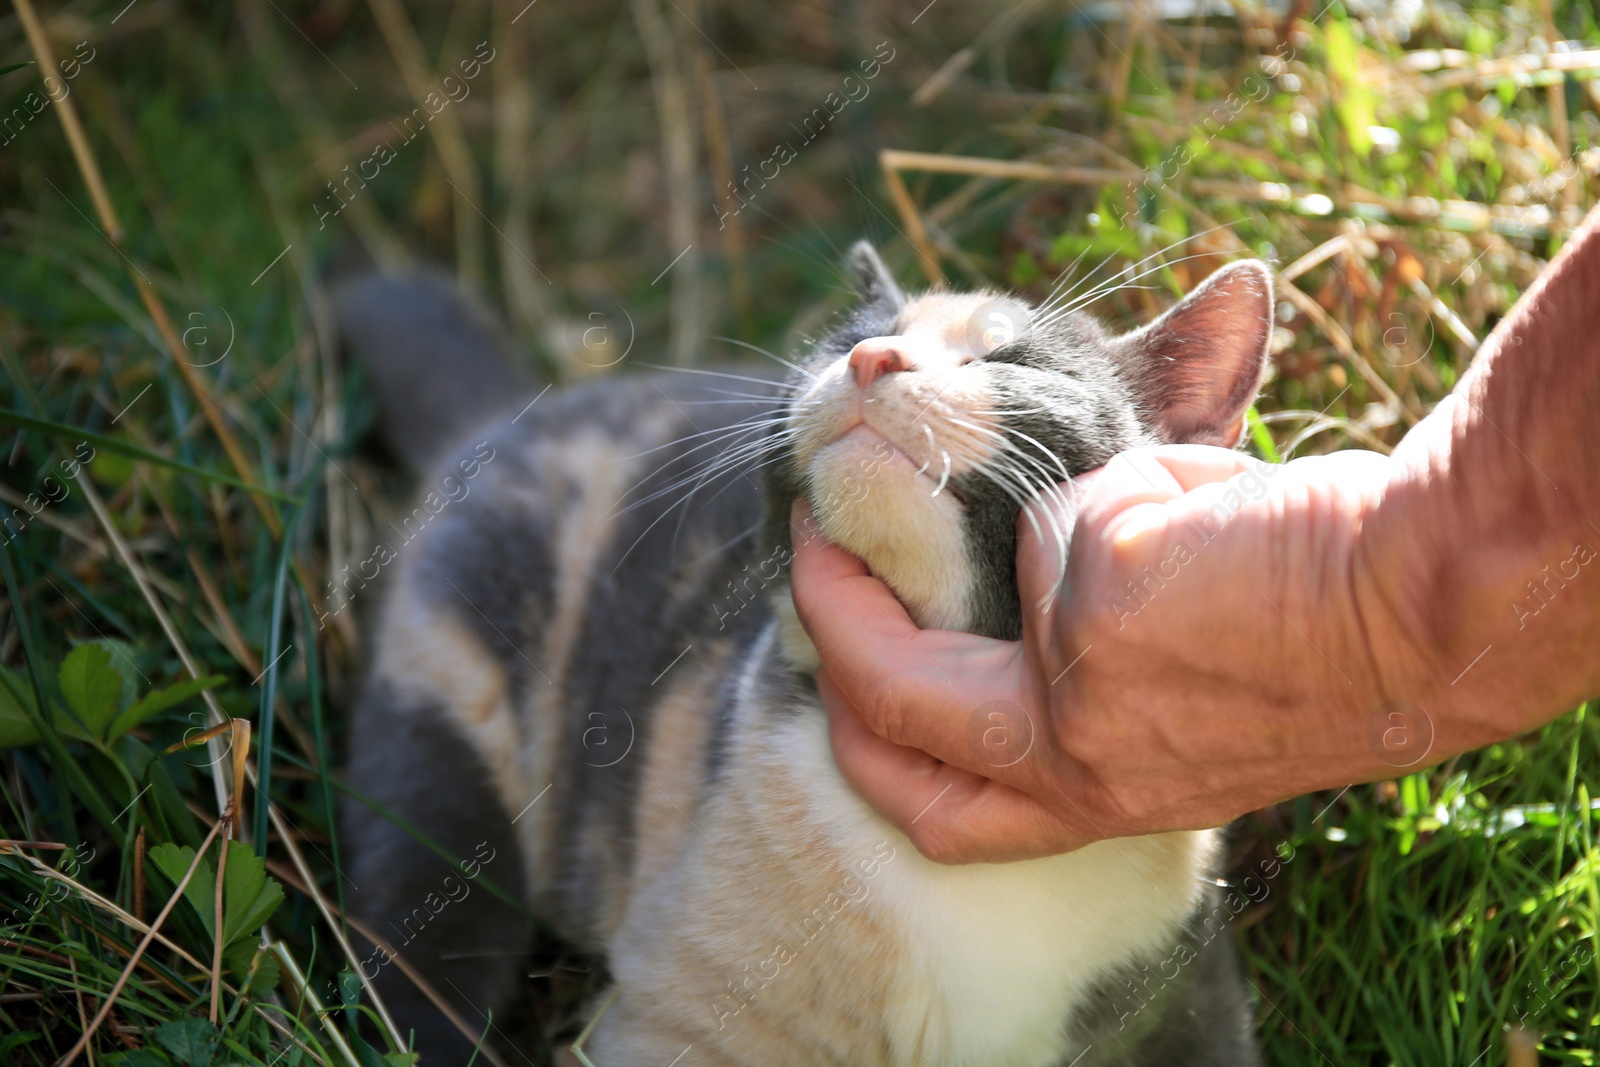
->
[[1122, 260, 1275, 447]]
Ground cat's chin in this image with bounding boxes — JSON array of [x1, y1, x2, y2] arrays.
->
[[807, 427, 974, 633]]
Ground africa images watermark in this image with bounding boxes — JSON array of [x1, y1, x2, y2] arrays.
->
[[2, 442, 97, 544], [710, 840, 896, 1030], [1106, 459, 1282, 629], [1, 41, 96, 147], [313, 41, 497, 230], [713, 41, 897, 230], [710, 439, 895, 631], [1108, 840, 1297, 1032], [314, 442, 496, 630], [332, 839, 498, 996], [1104, 39, 1296, 222], [1510, 535, 1597, 630]]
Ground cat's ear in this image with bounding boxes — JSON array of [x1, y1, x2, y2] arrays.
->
[[1116, 259, 1273, 447], [848, 241, 906, 310]]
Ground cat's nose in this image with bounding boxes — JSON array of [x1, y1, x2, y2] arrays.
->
[[848, 338, 913, 390]]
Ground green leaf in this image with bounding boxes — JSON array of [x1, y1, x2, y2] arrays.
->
[[0, 62, 34, 76], [109, 675, 224, 740], [222, 937, 258, 979], [0, 666, 42, 747], [352, 1036, 396, 1067], [89, 638, 142, 710], [146, 841, 284, 950], [153, 1018, 215, 1067], [241, 944, 280, 995], [0, 1033, 42, 1056], [147, 842, 218, 940], [1324, 21, 1376, 156], [58, 644, 125, 740], [220, 846, 284, 945]]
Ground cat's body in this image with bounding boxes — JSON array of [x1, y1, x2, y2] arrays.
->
[[336, 249, 1270, 1065]]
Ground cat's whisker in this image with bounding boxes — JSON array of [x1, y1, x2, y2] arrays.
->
[[1037, 234, 1139, 319], [640, 363, 799, 392], [932, 451, 952, 497], [612, 430, 792, 519], [969, 460, 1049, 547], [1034, 228, 1224, 324], [1036, 238, 1100, 317], [675, 397, 794, 407], [947, 418, 1069, 489], [1038, 248, 1229, 329], [694, 384, 795, 399], [611, 422, 792, 514], [954, 434, 1072, 573], [713, 336, 818, 382], [625, 415, 794, 462], [610, 435, 792, 571], [642, 428, 792, 497], [998, 424, 1072, 482], [622, 415, 795, 478], [913, 423, 937, 477], [1033, 222, 1217, 321]]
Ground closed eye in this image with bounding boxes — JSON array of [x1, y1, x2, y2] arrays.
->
[[975, 342, 1036, 366]]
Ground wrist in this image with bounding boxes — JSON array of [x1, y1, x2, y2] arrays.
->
[[1357, 395, 1600, 767]]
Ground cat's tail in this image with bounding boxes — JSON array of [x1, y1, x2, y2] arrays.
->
[[331, 269, 538, 472]]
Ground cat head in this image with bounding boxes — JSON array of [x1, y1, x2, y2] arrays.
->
[[767, 241, 1273, 643]]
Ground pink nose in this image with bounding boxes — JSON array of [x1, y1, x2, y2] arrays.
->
[[848, 338, 912, 390]]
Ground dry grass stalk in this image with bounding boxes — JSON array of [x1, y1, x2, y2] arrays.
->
[[15, 0, 283, 539], [1279, 281, 1414, 424], [8, 840, 337, 1063], [237, 0, 409, 271], [58, 812, 228, 1067], [210, 831, 227, 1024], [266, 857, 512, 1067], [74, 466, 405, 1050], [133, 827, 145, 923], [879, 157, 944, 285], [61, 920, 97, 1067], [10, 0, 120, 241], [694, 43, 750, 321], [210, 718, 251, 1024], [491, 0, 556, 347], [366, 0, 487, 285], [630, 0, 705, 365]]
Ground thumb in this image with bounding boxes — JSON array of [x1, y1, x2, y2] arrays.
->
[[789, 500, 1036, 780]]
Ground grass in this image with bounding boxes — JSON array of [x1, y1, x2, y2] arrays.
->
[[1, 0, 1598, 1063]]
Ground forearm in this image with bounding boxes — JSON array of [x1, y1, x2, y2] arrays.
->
[[1361, 205, 1600, 749]]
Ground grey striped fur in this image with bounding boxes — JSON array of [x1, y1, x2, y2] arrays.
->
[[339, 245, 1271, 1065]]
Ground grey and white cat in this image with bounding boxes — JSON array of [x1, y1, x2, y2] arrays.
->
[[335, 244, 1271, 1065]]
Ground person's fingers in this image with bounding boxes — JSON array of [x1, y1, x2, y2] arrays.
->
[[1142, 443, 1265, 492], [1018, 445, 1271, 593], [791, 501, 1037, 781], [822, 673, 1092, 863], [790, 499, 930, 671]]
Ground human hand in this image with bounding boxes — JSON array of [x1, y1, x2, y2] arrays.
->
[[792, 443, 1430, 864]]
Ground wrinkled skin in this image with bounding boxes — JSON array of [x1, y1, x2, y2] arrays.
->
[[797, 203, 1600, 864]]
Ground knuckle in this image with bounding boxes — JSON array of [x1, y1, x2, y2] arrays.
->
[[859, 685, 912, 745]]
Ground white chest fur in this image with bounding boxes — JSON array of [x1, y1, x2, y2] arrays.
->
[[773, 708, 1215, 1067]]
